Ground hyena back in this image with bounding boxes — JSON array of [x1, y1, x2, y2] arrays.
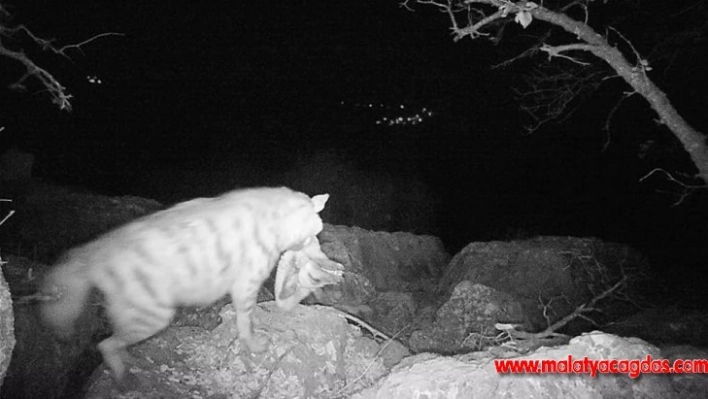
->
[[40, 187, 330, 385]]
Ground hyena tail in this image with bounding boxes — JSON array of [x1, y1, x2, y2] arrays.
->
[[40, 257, 93, 340]]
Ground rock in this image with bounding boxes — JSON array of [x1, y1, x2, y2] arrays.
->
[[84, 303, 391, 399], [437, 237, 646, 330], [409, 281, 528, 353], [320, 224, 450, 294], [353, 332, 708, 399]]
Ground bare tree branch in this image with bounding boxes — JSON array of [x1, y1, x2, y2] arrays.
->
[[0, 43, 73, 110], [515, 63, 606, 133], [540, 43, 594, 65], [602, 90, 636, 151], [406, 0, 708, 186], [639, 168, 704, 206], [0, 12, 123, 110]]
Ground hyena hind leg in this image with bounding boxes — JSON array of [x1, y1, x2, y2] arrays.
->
[[99, 304, 175, 390], [97, 336, 142, 392]]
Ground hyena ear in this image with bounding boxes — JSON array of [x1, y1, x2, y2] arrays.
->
[[311, 194, 329, 213]]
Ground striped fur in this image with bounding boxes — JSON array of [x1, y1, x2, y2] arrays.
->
[[40, 187, 330, 385]]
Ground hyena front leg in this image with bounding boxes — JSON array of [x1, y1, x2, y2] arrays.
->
[[231, 287, 269, 353]]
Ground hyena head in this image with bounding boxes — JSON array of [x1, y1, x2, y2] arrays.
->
[[276, 191, 329, 251]]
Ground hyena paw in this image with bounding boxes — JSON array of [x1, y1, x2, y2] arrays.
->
[[114, 371, 146, 393], [242, 333, 269, 353]]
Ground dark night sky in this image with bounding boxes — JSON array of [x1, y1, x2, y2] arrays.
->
[[1, 1, 707, 281]]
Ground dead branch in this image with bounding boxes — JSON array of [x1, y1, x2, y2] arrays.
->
[[0, 198, 14, 227], [514, 63, 606, 133], [0, 43, 74, 110], [406, 0, 708, 184], [0, 209, 14, 226], [339, 328, 407, 397], [0, 16, 123, 110], [341, 313, 391, 342], [602, 90, 636, 151], [540, 43, 594, 65], [543, 275, 627, 335], [454, 8, 503, 41], [639, 168, 704, 206], [494, 274, 628, 353]]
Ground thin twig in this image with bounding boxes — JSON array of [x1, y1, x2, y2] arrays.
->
[[0, 210, 15, 226]]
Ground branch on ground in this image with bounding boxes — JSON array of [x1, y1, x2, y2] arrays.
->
[[493, 274, 628, 353]]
